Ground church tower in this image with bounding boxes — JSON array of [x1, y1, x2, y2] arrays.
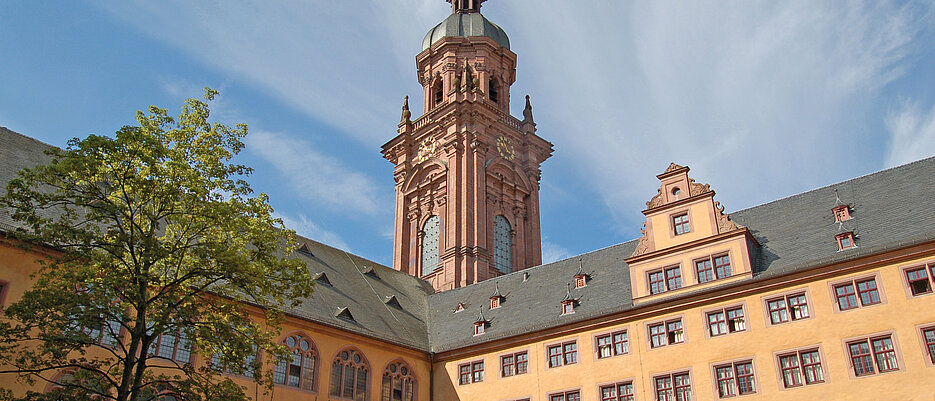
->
[[382, 0, 553, 292]]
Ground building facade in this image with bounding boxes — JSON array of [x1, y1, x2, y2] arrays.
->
[[2, 1, 935, 400]]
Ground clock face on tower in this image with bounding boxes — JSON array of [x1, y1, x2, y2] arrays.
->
[[416, 137, 437, 163], [496, 136, 515, 161]]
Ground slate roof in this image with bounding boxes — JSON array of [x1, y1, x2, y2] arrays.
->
[[0, 126, 435, 351], [426, 156, 935, 352], [3, 126, 935, 354]]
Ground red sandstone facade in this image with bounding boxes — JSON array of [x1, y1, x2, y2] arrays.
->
[[381, 1, 552, 291]]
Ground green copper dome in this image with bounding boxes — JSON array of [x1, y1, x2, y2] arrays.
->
[[422, 12, 510, 51]]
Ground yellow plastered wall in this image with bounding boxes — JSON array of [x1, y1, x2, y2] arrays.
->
[[0, 239, 432, 401], [434, 249, 935, 401]]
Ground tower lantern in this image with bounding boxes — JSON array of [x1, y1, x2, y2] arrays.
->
[[382, 0, 553, 291]]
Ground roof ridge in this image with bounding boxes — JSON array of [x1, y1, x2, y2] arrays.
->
[[727, 155, 935, 216], [0, 126, 58, 149]]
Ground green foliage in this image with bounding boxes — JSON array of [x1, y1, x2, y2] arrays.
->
[[0, 89, 312, 401]]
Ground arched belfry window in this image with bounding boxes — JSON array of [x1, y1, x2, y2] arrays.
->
[[489, 79, 499, 103], [381, 360, 416, 401], [274, 333, 318, 391], [493, 215, 512, 274], [330, 348, 369, 401], [422, 216, 440, 275], [432, 81, 443, 106]]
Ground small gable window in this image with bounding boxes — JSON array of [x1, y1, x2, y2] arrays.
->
[[490, 297, 501, 309], [561, 301, 575, 315], [833, 205, 851, 222], [673, 213, 690, 235], [574, 261, 590, 289], [454, 303, 465, 313], [297, 243, 313, 256], [836, 232, 856, 250], [474, 322, 486, 335]]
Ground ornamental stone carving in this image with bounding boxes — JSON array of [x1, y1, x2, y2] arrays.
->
[[688, 178, 711, 197], [632, 223, 652, 257], [715, 201, 743, 234]]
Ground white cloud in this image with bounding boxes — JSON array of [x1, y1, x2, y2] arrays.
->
[[94, 0, 446, 146], [245, 131, 381, 215], [274, 212, 350, 251], [95, 0, 934, 242], [541, 241, 571, 265], [885, 100, 935, 167], [500, 1, 930, 230]]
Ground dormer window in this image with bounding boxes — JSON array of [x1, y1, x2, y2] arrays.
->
[[490, 282, 504, 309], [561, 301, 575, 315], [560, 284, 578, 315], [474, 308, 489, 335], [454, 303, 465, 313], [833, 205, 851, 222], [573, 261, 590, 288], [673, 213, 690, 235], [837, 232, 856, 250]]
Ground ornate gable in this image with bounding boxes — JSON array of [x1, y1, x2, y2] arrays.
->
[[626, 163, 757, 304]]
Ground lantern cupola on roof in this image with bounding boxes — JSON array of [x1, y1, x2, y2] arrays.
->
[[422, 0, 510, 51]]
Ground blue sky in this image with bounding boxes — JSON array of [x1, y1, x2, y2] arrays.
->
[[2, 1, 934, 266]]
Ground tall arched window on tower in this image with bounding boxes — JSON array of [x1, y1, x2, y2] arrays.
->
[[422, 216, 440, 275], [330, 348, 369, 401], [493, 215, 512, 274], [488, 79, 499, 104], [432, 81, 443, 106], [381, 360, 416, 401]]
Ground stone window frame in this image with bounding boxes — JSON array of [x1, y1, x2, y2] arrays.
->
[[709, 357, 759, 399], [693, 252, 733, 284], [671, 210, 692, 237], [702, 303, 748, 339], [648, 264, 683, 295], [593, 327, 630, 360], [761, 288, 814, 327], [596, 379, 636, 401], [827, 272, 887, 313], [651, 368, 694, 401], [547, 388, 581, 401], [646, 315, 686, 350], [840, 330, 904, 380], [457, 359, 485, 385], [499, 349, 529, 378], [771, 344, 829, 391], [899, 261, 935, 299], [544, 338, 578, 369], [915, 322, 935, 368]]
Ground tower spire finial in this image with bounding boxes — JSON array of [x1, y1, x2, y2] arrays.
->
[[448, 0, 485, 14]]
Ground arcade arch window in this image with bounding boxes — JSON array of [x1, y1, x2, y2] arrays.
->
[[274, 334, 317, 390], [211, 344, 258, 378], [151, 327, 192, 364], [493, 215, 512, 274], [381, 360, 416, 401], [329, 348, 369, 400], [421, 216, 440, 275]]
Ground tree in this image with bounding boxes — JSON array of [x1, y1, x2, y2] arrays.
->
[[0, 89, 312, 401]]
